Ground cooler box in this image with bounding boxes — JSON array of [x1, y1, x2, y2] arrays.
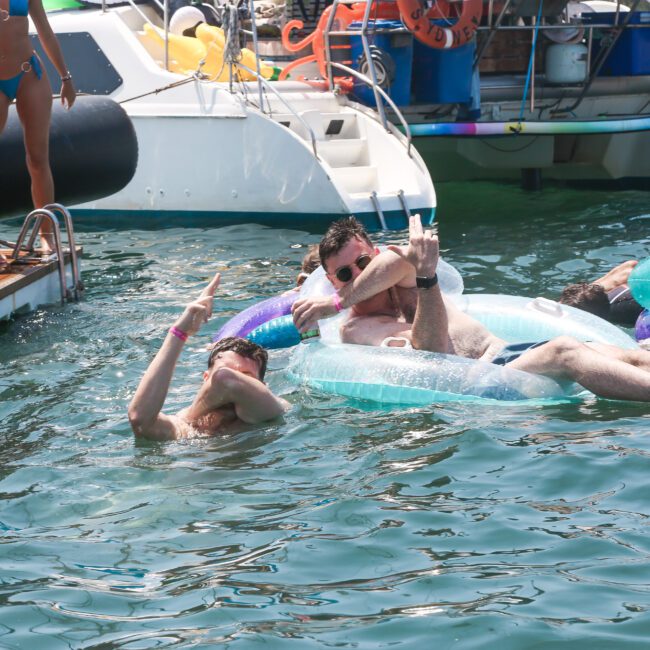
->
[[582, 11, 650, 76], [349, 20, 413, 107], [411, 37, 475, 104]]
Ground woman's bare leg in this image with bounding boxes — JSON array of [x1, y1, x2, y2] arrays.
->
[[0, 94, 11, 266], [0, 92, 10, 133], [15, 67, 55, 250]]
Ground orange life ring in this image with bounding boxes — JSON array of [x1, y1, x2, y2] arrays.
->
[[397, 0, 482, 49]]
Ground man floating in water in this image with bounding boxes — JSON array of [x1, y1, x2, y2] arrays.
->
[[559, 260, 643, 326], [292, 215, 650, 402], [129, 272, 289, 441]]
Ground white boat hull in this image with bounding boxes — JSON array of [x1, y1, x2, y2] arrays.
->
[[42, 8, 435, 229]]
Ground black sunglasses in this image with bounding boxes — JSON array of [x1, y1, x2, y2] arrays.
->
[[334, 254, 372, 283]]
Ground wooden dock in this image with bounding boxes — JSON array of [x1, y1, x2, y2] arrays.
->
[[0, 246, 83, 320]]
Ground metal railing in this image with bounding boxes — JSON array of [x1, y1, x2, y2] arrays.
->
[[321, 0, 414, 156], [236, 62, 320, 156], [11, 206, 83, 304], [330, 61, 413, 156]]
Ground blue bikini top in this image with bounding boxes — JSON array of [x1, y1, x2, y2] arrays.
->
[[4, 0, 28, 16]]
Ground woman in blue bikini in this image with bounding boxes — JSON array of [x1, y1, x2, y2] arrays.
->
[[0, 0, 76, 264]]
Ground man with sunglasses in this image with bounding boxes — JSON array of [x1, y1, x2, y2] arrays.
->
[[129, 272, 289, 441], [292, 215, 449, 349], [293, 215, 650, 402]]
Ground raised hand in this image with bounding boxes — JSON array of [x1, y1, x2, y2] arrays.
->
[[175, 272, 221, 336], [387, 214, 439, 278]]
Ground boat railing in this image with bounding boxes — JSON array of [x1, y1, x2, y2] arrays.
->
[[329, 62, 413, 157], [236, 62, 319, 157], [321, 0, 414, 157]]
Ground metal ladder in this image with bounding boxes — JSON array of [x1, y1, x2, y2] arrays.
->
[[370, 189, 412, 230], [10, 203, 83, 304]]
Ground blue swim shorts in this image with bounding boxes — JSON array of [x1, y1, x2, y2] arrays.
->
[[491, 341, 548, 366]]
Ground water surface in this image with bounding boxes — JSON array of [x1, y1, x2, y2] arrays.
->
[[1, 184, 649, 648]]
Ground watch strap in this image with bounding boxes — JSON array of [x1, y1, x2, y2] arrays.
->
[[415, 273, 439, 289]]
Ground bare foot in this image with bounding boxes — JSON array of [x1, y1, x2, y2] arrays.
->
[[39, 230, 56, 255], [594, 260, 638, 292]]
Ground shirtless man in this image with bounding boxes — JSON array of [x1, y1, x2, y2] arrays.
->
[[292, 216, 650, 402], [129, 272, 289, 441]]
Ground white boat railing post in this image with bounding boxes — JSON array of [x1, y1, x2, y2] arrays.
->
[[248, 0, 267, 113], [359, 0, 388, 129], [163, 0, 169, 71]]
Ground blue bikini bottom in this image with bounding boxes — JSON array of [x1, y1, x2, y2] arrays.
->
[[0, 54, 42, 101]]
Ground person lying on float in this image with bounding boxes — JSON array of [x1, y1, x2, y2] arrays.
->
[[129, 272, 289, 441], [559, 260, 643, 326], [292, 215, 650, 402]]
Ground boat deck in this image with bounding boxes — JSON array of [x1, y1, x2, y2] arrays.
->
[[0, 246, 83, 319]]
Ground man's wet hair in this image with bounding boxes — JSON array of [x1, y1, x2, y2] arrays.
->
[[319, 217, 372, 271], [208, 336, 268, 380], [559, 282, 610, 320]]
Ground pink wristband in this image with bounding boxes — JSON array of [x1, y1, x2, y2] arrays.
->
[[333, 293, 343, 312], [170, 326, 188, 342]]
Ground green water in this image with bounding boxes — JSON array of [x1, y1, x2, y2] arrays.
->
[[0, 184, 649, 648]]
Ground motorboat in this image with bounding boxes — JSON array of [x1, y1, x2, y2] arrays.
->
[[32, 1, 435, 230]]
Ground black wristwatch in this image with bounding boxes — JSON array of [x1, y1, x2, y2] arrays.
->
[[415, 273, 439, 289]]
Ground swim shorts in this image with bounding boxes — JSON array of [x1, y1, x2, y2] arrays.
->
[[608, 285, 643, 326], [491, 341, 548, 366]]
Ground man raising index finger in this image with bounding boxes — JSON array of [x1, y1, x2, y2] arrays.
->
[[128, 272, 289, 441]]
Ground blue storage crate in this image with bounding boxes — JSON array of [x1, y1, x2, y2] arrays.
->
[[411, 37, 475, 104], [583, 11, 650, 76], [349, 20, 413, 107]]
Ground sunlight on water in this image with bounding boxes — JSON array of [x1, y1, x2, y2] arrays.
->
[[0, 185, 649, 648]]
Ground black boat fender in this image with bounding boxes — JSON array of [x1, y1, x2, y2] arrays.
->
[[0, 95, 138, 219]]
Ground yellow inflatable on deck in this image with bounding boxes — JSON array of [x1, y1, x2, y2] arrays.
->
[[142, 23, 274, 81]]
